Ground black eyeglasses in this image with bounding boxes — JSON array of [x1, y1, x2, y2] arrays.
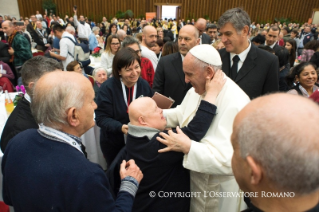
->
[[134, 49, 142, 54]]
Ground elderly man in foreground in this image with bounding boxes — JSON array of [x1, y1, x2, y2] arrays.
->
[[2, 71, 143, 211], [231, 93, 319, 212], [157, 44, 250, 212]]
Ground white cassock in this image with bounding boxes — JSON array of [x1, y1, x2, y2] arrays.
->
[[164, 76, 250, 212]]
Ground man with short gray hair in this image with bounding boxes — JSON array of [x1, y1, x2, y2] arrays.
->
[[1, 56, 63, 152], [2, 71, 144, 211], [231, 93, 319, 212], [157, 44, 250, 211], [218, 7, 279, 99]]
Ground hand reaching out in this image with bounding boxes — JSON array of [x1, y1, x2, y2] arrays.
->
[[204, 69, 226, 104], [119, 159, 143, 184]]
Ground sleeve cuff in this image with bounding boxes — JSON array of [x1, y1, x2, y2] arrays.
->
[[198, 100, 217, 115], [119, 176, 139, 197]]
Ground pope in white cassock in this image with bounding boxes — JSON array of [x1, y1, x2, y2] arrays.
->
[[157, 44, 250, 212]]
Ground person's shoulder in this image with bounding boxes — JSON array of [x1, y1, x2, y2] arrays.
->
[[160, 52, 180, 61], [6, 128, 39, 149]]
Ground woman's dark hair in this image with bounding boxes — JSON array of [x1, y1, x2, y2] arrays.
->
[[304, 40, 319, 51], [108, 23, 118, 35], [156, 39, 164, 48], [276, 47, 290, 67], [112, 47, 141, 79], [66, 61, 79, 72], [162, 41, 179, 56], [286, 62, 318, 87], [286, 39, 297, 68], [251, 34, 265, 45]]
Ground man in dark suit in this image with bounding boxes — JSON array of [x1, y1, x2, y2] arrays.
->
[[218, 8, 279, 99], [265, 26, 290, 91], [0, 41, 10, 63], [153, 25, 199, 107], [195, 18, 211, 44], [0, 56, 63, 152]]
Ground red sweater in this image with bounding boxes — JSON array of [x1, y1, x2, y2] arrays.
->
[[140, 57, 155, 88]]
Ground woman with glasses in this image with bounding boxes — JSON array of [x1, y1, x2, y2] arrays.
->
[[121, 36, 155, 87], [95, 47, 154, 166], [100, 35, 120, 77]]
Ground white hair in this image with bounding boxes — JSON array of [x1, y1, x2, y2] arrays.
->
[[31, 79, 84, 130], [92, 26, 100, 33], [92, 67, 107, 78], [65, 26, 75, 33]]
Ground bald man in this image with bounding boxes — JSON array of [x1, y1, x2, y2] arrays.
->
[[126, 70, 225, 212], [2, 71, 143, 211], [231, 93, 319, 212], [153, 25, 199, 107], [141, 25, 158, 70], [195, 18, 212, 44]]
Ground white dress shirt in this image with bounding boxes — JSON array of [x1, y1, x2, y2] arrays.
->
[[100, 52, 115, 76], [230, 41, 252, 72], [59, 32, 75, 71], [73, 15, 91, 39]]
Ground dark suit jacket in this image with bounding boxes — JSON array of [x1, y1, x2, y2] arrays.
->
[[27, 23, 45, 50], [1, 97, 38, 152], [310, 52, 319, 67], [153, 52, 192, 107], [219, 44, 279, 99], [0, 41, 10, 63], [201, 33, 211, 44]]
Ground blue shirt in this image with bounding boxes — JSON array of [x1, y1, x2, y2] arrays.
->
[[89, 33, 98, 51]]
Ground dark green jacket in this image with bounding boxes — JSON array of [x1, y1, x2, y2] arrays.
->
[[12, 33, 32, 67]]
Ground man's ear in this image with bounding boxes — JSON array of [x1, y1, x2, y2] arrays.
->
[[138, 116, 146, 125], [196, 38, 200, 45], [246, 156, 263, 185], [242, 25, 250, 37], [28, 82, 35, 90], [67, 107, 80, 127], [206, 66, 215, 79]]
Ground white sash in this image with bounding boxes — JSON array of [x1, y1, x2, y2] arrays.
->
[[38, 124, 83, 154], [120, 78, 137, 106]]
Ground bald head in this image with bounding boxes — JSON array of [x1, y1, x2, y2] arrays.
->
[[2, 20, 14, 36], [195, 18, 207, 36], [143, 25, 156, 35], [128, 97, 166, 130], [232, 93, 319, 194], [142, 25, 157, 48], [179, 25, 199, 39]]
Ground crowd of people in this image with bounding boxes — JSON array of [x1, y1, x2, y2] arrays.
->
[[0, 5, 319, 212]]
